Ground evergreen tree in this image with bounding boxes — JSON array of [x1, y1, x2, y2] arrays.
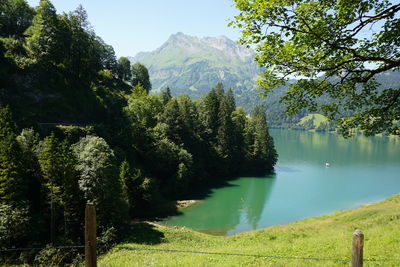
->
[[119, 160, 146, 216], [214, 82, 225, 99], [58, 140, 83, 239], [0, 112, 31, 251], [231, 107, 247, 165], [157, 98, 184, 145], [61, 6, 103, 84], [224, 89, 236, 115], [249, 106, 277, 171], [160, 87, 172, 105], [24, 0, 63, 66], [37, 133, 63, 244], [216, 89, 236, 166], [16, 128, 42, 212], [37, 133, 84, 242], [200, 84, 223, 139], [177, 94, 203, 143], [0, 42, 13, 106], [0, 107, 25, 204], [177, 94, 209, 182]]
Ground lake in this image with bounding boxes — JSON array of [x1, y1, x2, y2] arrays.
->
[[164, 129, 400, 235]]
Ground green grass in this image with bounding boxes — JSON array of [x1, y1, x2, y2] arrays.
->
[[99, 194, 400, 266], [299, 113, 328, 128]]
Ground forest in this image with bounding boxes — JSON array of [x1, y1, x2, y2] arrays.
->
[[0, 0, 277, 264]]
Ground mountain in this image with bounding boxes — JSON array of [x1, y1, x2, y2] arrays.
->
[[129, 32, 261, 100], [129, 33, 400, 129], [128, 33, 300, 127]]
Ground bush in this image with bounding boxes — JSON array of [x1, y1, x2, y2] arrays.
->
[[33, 246, 83, 266], [0, 203, 30, 249]]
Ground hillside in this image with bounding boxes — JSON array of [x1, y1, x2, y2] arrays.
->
[[99, 194, 400, 266]]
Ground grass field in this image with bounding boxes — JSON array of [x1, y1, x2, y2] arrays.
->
[[299, 113, 329, 129], [99, 194, 400, 266]]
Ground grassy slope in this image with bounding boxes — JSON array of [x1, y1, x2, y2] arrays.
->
[[99, 194, 400, 266], [299, 113, 328, 128]]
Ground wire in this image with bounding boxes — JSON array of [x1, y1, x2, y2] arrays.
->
[[0, 246, 84, 253], [115, 246, 351, 262], [364, 258, 400, 261]]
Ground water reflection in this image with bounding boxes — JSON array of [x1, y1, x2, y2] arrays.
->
[[275, 166, 301, 173], [165, 174, 276, 235], [242, 175, 275, 231], [274, 129, 400, 166]]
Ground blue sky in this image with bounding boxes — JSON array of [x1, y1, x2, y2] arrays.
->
[[26, 0, 241, 57]]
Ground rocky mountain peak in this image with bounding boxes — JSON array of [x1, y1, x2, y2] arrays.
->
[[159, 32, 253, 61]]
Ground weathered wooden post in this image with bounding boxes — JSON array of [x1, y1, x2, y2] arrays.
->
[[352, 229, 364, 267], [85, 203, 97, 267]]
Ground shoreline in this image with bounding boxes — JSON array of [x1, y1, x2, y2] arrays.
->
[[163, 193, 399, 236], [270, 126, 400, 138], [176, 200, 200, 210]]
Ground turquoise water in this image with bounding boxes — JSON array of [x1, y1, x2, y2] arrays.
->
[[164, 129, 400, 235]]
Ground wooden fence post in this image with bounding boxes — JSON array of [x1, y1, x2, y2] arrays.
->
[[85, 203, 97, 267], [352, 229, 364, 267]]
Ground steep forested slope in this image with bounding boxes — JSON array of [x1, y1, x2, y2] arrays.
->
[[0, 1, 277, 265]]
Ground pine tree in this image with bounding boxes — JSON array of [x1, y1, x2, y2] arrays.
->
[[177, 94, 202, 143], [158, 98, 184, 145], [37, 133, 83, 241], [160, 87, 172, 105], [16, 128, 42, 213], [224, 89, 236, 115], [61, 5, 103, 84], [216, 89, 236, 165], [37, 133, 63, 244], [231, 107, 247, 165], [119, 160, 146, 216], [200, 84, 224, 139], [59, 140, 83, 239], [249, 107, 277, 171], [0, 107, 25, 204], [24, 0, 63, 65]]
